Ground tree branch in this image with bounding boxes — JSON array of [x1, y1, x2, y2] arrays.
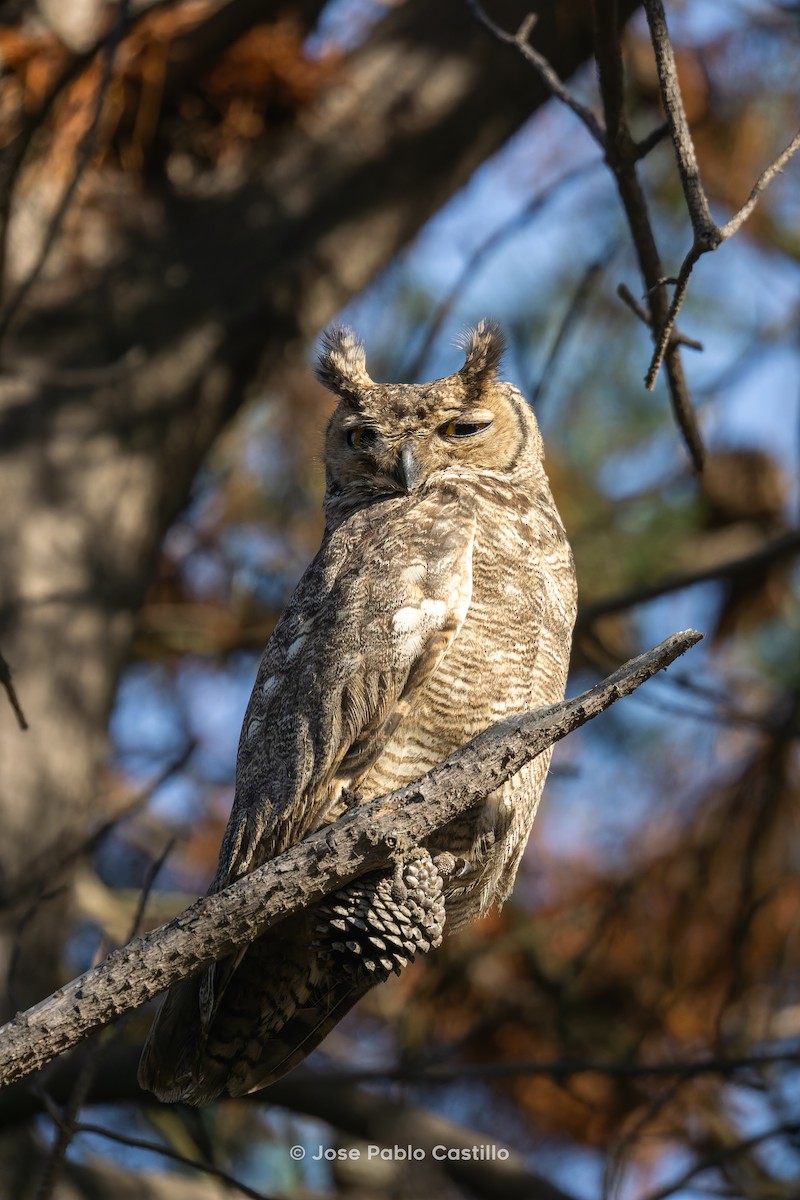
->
[[0, 650, 27, 731], [0, 1045, 580, 1200], [465, 2, 606, 147], [319, 1046, 800, 1086], [643, 0, 717, 246], [577, 530, 800, 628], [591, 0, 704, 471], [467, 0, 705, 470], [644, 1118, 800, 1200], [0, 630, 701, 1090], [616, 282, 703, 351], [642, 0, 800, 389], [51, 1115, 278, 1200]]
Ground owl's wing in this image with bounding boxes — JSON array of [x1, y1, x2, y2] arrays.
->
[[212, 494, 477, 895], [137, 492, 478, 1096], [186, 497, 476, 1037]]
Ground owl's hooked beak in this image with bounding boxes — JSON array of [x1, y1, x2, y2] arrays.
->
[[397, 441, 425, 493]]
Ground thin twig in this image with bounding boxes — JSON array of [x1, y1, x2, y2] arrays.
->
[[71, 1120, 276, 1200], [316, 1046, 800, 1085], [0, 741, 194, 909], [591, 0, 705, 471], [531, 248, 614, 409], [6, 888, 69, 1016], [633, 120, 670, 161], [403, 161, 597, 381], [35, 1041, 98, 1200], [465, 1, 606, 146], [719, 128, 800, 239], [0, 651, 28, 730], [129, 838, 176, 940], [641, 0, 800, 389], [616, 283, 703, 351], [577, 529, 800, 628], [643, 1118, 800, 1200], [643, 242, 702, 390], [0, 630, 702, 1089]]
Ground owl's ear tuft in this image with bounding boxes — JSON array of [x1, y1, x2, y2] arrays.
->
[[316, 326, 373, 402], [457, 319, 506, 386]]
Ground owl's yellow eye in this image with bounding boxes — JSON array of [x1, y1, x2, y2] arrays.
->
[[439, 419, 493, 438], [346, 427, 377, 449]]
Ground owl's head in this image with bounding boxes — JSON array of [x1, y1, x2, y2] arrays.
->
[[318, 321, 545, 524]]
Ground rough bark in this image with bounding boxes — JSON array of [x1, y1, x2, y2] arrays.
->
[[0, 630, 701, 1088], [0, 0, 641, 1010]]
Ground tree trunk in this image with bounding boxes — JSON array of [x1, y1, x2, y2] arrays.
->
[[0, 0, 640, 1009]]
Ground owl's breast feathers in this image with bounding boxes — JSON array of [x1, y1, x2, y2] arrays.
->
[[217, 482, 479, 891], [139, 468, 575, 1103], [221, 473, 572, 879]]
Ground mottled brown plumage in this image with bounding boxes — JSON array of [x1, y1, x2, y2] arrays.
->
[[139, 320, 576, 1104]]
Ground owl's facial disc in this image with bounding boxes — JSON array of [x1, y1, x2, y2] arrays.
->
[[336, 396, 513, 498]]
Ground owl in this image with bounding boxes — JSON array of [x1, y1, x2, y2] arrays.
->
[[139, 320, 576, 1104]]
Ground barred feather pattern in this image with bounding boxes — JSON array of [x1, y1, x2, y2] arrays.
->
[[139, 323, 576, 1104]]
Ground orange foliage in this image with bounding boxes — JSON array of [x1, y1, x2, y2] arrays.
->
[[0, 2, 332, 179], [410, 736, 800, 1150]]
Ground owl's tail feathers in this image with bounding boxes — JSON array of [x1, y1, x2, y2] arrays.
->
[[137, 970, 227, 1105], [137, 924, 331, 1107], [224, 849, 448, 1097], [138, 850, 447, 1105]]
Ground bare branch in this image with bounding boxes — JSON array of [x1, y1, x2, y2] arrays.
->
[[465, 2, 606, 146], [531, 249, 614, 409], [468, 0, 705, 468], [68, 1120, 277, 1200], [643, 0, 718, 246], [719, 128, 800, 239], [641, 0, 800, 388], [644, 1118, 800, 1200], [0, 630, 702, 1090], [643, 242, 702, 389], [577, 530, 800, 628], [475, 0, 796, 464], [591, 0, 704, 471], [0, 651, 28, 731], [616, 283, 703, 351]]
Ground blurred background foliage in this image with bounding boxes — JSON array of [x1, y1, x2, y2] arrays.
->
[[0, 1, 799, 1198]]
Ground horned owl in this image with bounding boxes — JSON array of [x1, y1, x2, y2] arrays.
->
[[139, 321, 576, 1104]]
